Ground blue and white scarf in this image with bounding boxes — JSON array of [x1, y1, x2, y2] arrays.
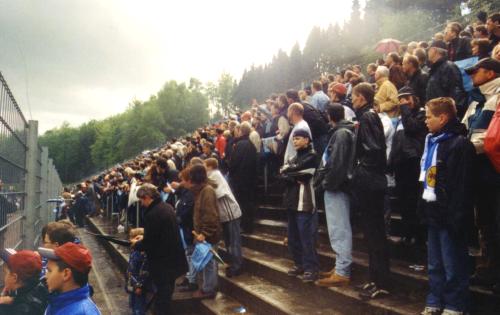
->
[[419, 132, 453, 201]]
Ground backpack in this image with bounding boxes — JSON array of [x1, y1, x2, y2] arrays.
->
[[484, 100, 500, 173], [301, 102, 329, 140]]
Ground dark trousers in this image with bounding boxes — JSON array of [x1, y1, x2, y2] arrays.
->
[[426, 226, 470, 312], [395, 158, 422, 241], [475, 182, 500, 274], [354, 188, 390, 288], [234, 185, 256, 233], [152, 278, 175, 315], [223, 218, 243, 272], [287, 210, 319, 273], [129, 292, 146, 315]]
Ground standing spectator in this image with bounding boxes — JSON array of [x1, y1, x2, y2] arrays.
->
[[426, 40, 466, 117], [385, 53, 407, 90], [366, 63, 377, 84], [126, 228, 149, 315], [310, 80, 330, 112], [419, 97, 475, 315], [486, 13, 500, 52], [315, 103, 355, 287], [374, 66, 399, 118], [214, 128, 226, 159], [444, 22, 472, 61], [328, 83, 354, 113], [281, 129, 319, 282], [389, 87, 427, 245], [131, 183, 188, 314], [284, 103, 313, 163], [350, 83, 390, 299], [414, 48, 430, 73], [473, 25, 489, 39], [184, 164, 221, 299], [462, 58, 500, 286], [39, 243, 101, 315], [71, 191, 89, 228], [0, 249, 48, 314], [205, 158, 243, 277], [402, 55, 429, 105], [229, 122, 258, 233], [471, 39, 492, 60]]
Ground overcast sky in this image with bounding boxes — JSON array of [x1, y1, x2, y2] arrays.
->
[[0, 0, 354, 133]]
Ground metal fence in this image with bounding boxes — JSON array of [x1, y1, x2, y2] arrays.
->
[[0, 71, 63, 250]]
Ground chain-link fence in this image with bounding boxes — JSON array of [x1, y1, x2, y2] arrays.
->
[[0, 71, 63, 250]]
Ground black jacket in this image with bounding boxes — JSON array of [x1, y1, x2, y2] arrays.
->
[[0, 280, 48, 315], [281, 144, 317, 212], [407, 69, 429, 105], [229, 135, 257, 190], [389, 105, 427, 169], [134, 198, 188, 284], [426, 58, 466, 113], [320, 120, 356, 192], [447, 37, 472, 62], [421, 120, 475, 237], [351, 104, 387, 191], [175, 187, 194, 246], [301, 102, 329, 141]]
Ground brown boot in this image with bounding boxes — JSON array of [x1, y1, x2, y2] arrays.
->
[[319, 268, 336, 278], [315, 273, 350, 287]]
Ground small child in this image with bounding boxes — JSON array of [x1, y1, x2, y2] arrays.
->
[[127, 228, 149, 315]]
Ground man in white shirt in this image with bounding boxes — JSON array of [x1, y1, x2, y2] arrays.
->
[[284, 103, 313, 163]]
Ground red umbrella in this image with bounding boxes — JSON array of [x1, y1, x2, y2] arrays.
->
[[375, 38, 402, 54]]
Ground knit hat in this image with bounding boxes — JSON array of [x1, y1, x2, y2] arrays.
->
[[293, 129, 311, 140], [331, 83, 347, 96]]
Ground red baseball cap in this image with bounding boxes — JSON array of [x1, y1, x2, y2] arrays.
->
[[331, 83, 347, 96], [0, 249, 42, 279], [38, 242, 92, 273]]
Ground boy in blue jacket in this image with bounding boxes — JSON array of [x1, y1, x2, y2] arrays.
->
[[39, 242, 101, 315]]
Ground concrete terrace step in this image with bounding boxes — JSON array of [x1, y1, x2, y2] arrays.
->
[[199, 293, 257, 315], [218, 269, 365, 314], [239, 232, 500, 314], [220, 246, 424, 315], [253, 218, 427, 264]]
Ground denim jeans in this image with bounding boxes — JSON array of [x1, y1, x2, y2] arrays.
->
[[129, 292, 146, 315], [324, 190, 352, 277], [202, 257, 218, 294], [287, 210, 319, 273], [426, 226, 470, 312], [223, 218, 243, 272], [184, 245, 197, 284]]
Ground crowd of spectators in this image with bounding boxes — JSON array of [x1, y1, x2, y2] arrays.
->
[[1, 11, 499, 315]]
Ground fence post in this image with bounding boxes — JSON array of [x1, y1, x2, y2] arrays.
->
[[40, 147, 49, 227], [24, 120, 39, 250]]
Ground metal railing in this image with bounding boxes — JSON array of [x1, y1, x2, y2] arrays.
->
[[0, 71, 63, 250]]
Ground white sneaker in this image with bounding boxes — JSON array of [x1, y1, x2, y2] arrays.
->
[[421, 307, 442, 315], [442, 309, 463, 315]]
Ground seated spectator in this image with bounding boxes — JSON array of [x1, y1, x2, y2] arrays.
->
[[0, 249, 48, 314], [420, 97, 475, 315], [39, 242, 101, 315], [281, 129, 319, 283]]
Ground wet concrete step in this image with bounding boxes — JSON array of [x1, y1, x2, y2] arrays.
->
[[254, 218, 426, 264], [239, 232, 500, 314], [218, 268, 369, 314], [221, 246, 424, 315], [199, 293, 256, 315]]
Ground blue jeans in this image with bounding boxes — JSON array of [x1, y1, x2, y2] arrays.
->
[[426, 226, 470, 312], [324, 190, 352, 277], [202, 257, 218, 294], [129, 292, 146, 315], [223, 218, 243, 272], [184, 246, 197, 284], [287, 210, 319, 273]]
